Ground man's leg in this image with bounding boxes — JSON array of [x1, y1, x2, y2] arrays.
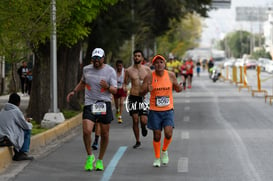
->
[[114, 97, 119, 118], [161, 126, 173, 165], [20, 129, 31, 153], [140, 115, 148, 137], [95, 122, 110, 171], [83, 119, 95, 171], [98, 123, 110, 160], [92, 122, 100, 150], [118, 97, 125, 123], [132, 113, 141, 148], [13, 130, 33, 161], [153, 130, 161, 167], [82, 119, 95, 155]]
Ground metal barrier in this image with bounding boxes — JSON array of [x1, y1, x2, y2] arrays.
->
[[251, 66, 268, 97], [238, 65, 251, 92]]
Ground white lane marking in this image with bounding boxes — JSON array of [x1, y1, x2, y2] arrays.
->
[[184, 106, 190, 111], [177, 157, 189, 173], [101, 146, 127, 181], [181, 131, 189, 139], [185, 99, 190, 103], [183, 116, 190, 122]]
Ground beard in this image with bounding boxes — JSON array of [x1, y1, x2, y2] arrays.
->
[[134, 60, 141, 65]]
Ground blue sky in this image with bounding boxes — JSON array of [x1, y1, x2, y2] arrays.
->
[[200, 0, 273, 47]]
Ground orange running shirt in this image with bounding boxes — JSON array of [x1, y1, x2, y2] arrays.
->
[[185, 61, 194, 74], [150, 70, 173, 111]]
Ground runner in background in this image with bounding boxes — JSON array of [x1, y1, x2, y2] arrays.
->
[[185, 57, 194, 89], [113, 60, 127, 124]]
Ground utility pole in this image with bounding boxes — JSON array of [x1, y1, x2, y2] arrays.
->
[[41, 0, 64, 128], [131, 0, 135, 64], [50, 0, 58, 113]]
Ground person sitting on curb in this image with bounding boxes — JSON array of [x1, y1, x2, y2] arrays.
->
[[0, 93, 33, 161]]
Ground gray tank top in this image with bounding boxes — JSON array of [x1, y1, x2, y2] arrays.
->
[[82, 64, 117, 105]]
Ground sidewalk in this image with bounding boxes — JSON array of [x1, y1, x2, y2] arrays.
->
[[0, 93, 82, 173]]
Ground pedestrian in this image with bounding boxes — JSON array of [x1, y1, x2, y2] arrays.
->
[[26, 70, 33, 95], [66, 48, 117, 171], [140, 54, 183, 167], [185, 57, 194, 89], [17, 61, 29, 96], [180, 60, 187, 90], [196, 60, 201, 77], [113, 60, 127, 123], [124, 49, 152, 148], [0, 93, 33, 161]]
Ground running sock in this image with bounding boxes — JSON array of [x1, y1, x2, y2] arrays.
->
[[94, 135, 99, 144], [153, 140, 161, 159], [162, 137, 172, 151]]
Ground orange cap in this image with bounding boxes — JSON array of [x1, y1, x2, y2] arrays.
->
[[152, 55, 166, 64]]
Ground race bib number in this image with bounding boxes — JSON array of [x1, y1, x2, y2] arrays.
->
[[92, 102, 107, 115], [182, 70, 186, 74], [156, 96, 170, 107]]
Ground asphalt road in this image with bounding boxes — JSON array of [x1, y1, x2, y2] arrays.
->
[[2, 70, 273, 181]]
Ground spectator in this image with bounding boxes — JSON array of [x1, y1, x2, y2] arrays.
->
[[0, 93, 33, 161], [17, 61, 29, 96]]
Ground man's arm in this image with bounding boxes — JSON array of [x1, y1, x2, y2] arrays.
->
[[123, 68, 130, 91], [66, 80, 85, 102], [169, 72, 182, 92], [139, 73, 152, 96]]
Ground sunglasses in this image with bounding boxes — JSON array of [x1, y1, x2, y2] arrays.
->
[[92, 56, 102, 60]]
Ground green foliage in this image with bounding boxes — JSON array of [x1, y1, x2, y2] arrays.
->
[[220, 31, 252, 58], [0, 0, 119, 63], [62, 109, 81, 119], [30, 109, 81, 135], [251, 48, 271, 59], [156, 13, 202, 59], [31, 120, 48, 135]]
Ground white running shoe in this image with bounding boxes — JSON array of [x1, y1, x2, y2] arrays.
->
[[153, 158, 161, 167], [161, 151, 169, 165]]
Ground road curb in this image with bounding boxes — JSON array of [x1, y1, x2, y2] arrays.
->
[[0, 113, 82, 173]]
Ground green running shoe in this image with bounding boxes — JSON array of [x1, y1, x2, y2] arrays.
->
[[161, 150, 169, 165], [153, 158, 161, 167], [96, 159, 104, 171], [85, 154, 95, 171]]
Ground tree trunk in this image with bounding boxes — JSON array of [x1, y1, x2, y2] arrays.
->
[[27, 42, 82, 123], [57, 43, 82, 111], [27, 43, 51, 123]]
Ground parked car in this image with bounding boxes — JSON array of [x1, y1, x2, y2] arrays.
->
[[223, 58, 235, 67], [265, 61, 273, 73], [245, 59, 257, 69], [258, 58, 271, 71], [234, 58, 244, 67]]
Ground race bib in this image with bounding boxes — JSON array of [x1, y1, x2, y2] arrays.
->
[[92, 102, 107, 115], [156, 96, 170, 107]]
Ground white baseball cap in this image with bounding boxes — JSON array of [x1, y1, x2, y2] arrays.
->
[[92, 48, 105, 58]]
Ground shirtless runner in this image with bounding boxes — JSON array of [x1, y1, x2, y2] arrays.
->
[[124, 49, 152, 148]]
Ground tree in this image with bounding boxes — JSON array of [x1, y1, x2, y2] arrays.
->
[[220, 31, 251, 58], [0, 0, 212, 123], [0, 0, 119, 122], [156, 13, 203, 58]]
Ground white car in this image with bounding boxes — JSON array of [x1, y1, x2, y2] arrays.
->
[[258, 58, 271, 71], [223, 59, 235, 67], [234, 58, 244, 67], [265, 61, 273, 73]]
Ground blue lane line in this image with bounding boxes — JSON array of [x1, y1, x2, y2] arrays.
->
[[100, 146, 127, 181]]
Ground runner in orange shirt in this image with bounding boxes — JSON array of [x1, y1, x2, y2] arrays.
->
[[140, 54, 182, 167], [185, 57, 194, 89]]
